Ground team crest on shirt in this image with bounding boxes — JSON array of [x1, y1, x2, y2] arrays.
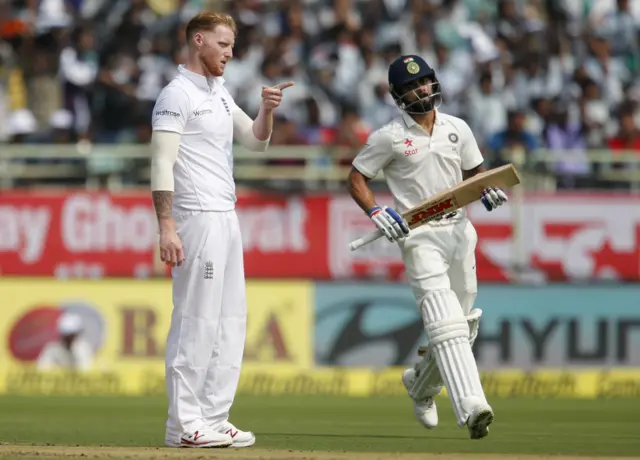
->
[[448, 133, 459, 144], [204, 261, 214, 280], [220, 97, 231, 116]]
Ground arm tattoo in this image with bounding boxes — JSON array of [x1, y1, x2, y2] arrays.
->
[[152, 191, 173, 220]]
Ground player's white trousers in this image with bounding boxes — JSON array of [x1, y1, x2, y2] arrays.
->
[[398, 216, 488, 426], [400, 217, 478, 313], [165, 210, 247, 436]]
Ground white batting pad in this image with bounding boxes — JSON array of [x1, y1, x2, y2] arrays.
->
[[410, 308, 484, 401], [409, 347, 444, 400], [421, 289, 488, 427]]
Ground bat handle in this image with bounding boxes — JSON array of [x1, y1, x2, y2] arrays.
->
[[349, 229, 383, 251]]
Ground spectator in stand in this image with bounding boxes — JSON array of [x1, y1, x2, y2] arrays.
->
[[468, 71, 507, 150], [270, 114, 307, 147], [486, 109, 538, 167], [332, 105, 371, 166], [7, 108, 38, 144], [579, 78, 612, 149], [527, 96, 553, 144], [608, 102, 640, 153], [603, 102, 640, 188], [361, 82, 397, 131], [543, 98, 590, 188], [59, 24, 98, 142]]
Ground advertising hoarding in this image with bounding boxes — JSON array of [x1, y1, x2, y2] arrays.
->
[[2, 192, 640, 282]]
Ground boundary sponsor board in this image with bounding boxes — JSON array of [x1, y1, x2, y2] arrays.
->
[[0, 278, 313, 395], [3, 191, 640, 282], [0, 192, 327, 279], [3, 367, 640, 398], [314, 283, 640, 369], [2, 279, 640, 397]]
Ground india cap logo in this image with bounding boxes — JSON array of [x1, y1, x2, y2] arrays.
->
[[406, 62, 420, 74]]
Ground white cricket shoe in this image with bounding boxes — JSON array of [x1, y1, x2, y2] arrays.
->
[[165, 428, 232, 448], [402, 368, 438, 429], [466, 405, 494, 440], [218, 422, 256, 448]]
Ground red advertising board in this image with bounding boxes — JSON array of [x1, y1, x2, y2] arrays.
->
[[0, 191, 158, 278], [1, 191, 639, 282]]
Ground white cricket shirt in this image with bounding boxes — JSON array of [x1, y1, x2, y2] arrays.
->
[[352, 110, 484, 214], [151, 65, 238, 212]]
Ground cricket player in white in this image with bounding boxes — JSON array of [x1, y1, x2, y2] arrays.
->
[[149, 12, 293, 448], [347, 55, 507, 439]]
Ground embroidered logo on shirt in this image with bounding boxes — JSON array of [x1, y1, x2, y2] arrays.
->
[[220, 97, 231, 116], [404, 138, 417, 156], [193, 108, 213, 117], [448, 133, 459, 144], [155, 109, 179, 117], [204, 261, 214, 280]]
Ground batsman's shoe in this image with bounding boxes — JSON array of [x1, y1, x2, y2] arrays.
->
[[401, 369, 438, 429], [219, 422, 256, 448], [466, 405, 494, 440], [166, 429, 232, 448]]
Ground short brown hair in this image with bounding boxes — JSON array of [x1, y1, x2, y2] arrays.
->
[[185, 12, 237, 42]]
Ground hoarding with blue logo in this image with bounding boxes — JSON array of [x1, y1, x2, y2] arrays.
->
[[314, 283, 640, 370], [314, 284, 421, 367]]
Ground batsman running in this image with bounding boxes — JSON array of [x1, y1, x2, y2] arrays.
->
[[346, 55, 507, 439], [150, 12, 292, 448]]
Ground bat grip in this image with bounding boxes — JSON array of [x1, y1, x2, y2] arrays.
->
[[349, 229, 383, 251]]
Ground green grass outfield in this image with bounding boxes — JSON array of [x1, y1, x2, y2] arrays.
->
[[0, 395, 639, 459]]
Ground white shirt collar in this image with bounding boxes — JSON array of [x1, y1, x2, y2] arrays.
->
[[178, 65, 225, 91], [401, 110, 444, 129]]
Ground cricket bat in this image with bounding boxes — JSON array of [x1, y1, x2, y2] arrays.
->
[[348, 163, 521, 251]]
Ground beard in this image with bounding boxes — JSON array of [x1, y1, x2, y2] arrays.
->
[[200, 46, 224, 77], [403, 94, 435, 114], [396, 82, 442, 115]]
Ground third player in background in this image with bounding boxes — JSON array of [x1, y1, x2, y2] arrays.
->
[[346, 54, 508, 439]]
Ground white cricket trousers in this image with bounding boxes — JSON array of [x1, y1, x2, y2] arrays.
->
[[399, 216, 478, 313], [165, 210, 247, 436]]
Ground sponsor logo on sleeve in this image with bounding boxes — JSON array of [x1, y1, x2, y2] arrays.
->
[[155, 109, 180, 117]]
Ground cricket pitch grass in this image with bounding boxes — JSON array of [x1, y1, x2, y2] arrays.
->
[[0, 395, 638, 460]]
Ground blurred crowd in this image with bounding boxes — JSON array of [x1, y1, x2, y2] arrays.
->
[[1, 0, 640, 188]]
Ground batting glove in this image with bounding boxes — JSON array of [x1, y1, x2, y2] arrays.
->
[[368, 205, 410, 242], [481, 186, 508, 211]]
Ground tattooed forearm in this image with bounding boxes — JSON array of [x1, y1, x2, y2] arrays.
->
[[152, 191, 173, 221], [462, 163, 486, 181]]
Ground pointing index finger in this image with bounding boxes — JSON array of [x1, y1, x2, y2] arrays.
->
[[274, 81, 294, 91]]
